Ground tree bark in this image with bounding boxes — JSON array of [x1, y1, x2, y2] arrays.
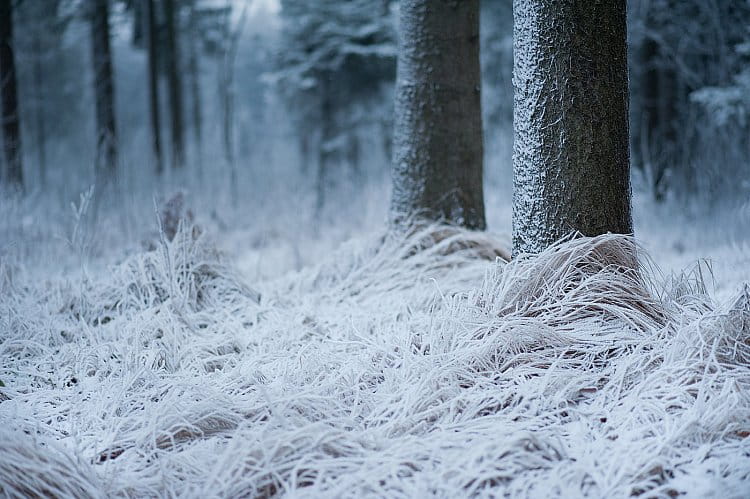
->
[[390, 0, 485, 230], [91, 0, 118, 177], [164, 0, 185, 169], [145, 0, 162, 174], [0, 0, 23, 189], [512, 0, 633, 256]]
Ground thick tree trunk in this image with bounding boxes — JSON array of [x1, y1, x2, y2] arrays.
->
[[91, 0, 118, 177], [145, 0, 162, 174], [164, 0, 185, 169], [390, 0, 485, 230], [512, 0, 633, 256], [0, 0, 23, 189]]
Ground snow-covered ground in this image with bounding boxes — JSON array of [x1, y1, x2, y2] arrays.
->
[[1, 182, 749, 497]]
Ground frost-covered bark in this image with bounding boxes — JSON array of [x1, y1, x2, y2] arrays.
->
[[0, 0, 23, 188], [390, 0, 485, 231], [512, 0, 632, 256], [91, 0, 118, 176]]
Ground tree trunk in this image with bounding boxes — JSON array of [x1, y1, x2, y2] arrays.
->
[[91, 0, 118, 177], [0, 0, 23, 189], [315, 80, 334, 219], [219, 60, 235, 166], [299, 132, 310, 176], [145, 0, 162, 174], [219, 6, 245, 170], [512, 0, 632, 256], [164, 0, 185, 169], [346, 132, 361, 181], [187, 3, 203, 172], [637, 33, 678, 202], [32, 36, 46, 187], [390, 0, 485, 230]]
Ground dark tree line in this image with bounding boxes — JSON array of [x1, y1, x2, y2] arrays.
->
[[1, 0, 745, 255], [1, 0, 238, 192], [630, 0, 750, 201], [133, 0, 187, 172], [274, 0, 396, 218]]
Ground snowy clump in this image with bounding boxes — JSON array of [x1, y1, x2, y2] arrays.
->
[[1, 227, 749, 497]]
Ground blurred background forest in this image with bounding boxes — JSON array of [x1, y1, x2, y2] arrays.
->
[[1, 0, 749, 275]]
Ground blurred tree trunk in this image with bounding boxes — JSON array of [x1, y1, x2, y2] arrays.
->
[[219, 6, 246, 207], [187, 2, 203, 172], [512, 0, 633, 256], [164, 0, 185, 169], [346, 132, 361, 181], [91, 0, 118, 178], [636, 34, 679, 202], [315, 79, 333, 219], [219, 6, 245, 169], [0, 0, 23, 189], [131, 0, 144, 47], [32, 36, 47, 187], [145, 0, 162, 174], [390, 0, 485, 230], [298, 132, 310, 176]]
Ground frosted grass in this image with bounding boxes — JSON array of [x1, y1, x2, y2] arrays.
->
[[1, 225, 749, 497]]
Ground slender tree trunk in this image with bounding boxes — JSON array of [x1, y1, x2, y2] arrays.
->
[[380, 118, 392, 169], [219, 55, 237, 205], [145, 0, 162, 174], [164, 0, 185, 169], [131, 0, 144, 47], [638, 33, 679, 202], [299, 132, 310, 176], [512, 0, 632, 256], [655, 61, 679, 196], [346, 132, 361, 181], [219, 60, 234, 166], [634, 36, 659, 175], [91, 0, 118, 178], [219, 6, 246, 208], [32, 36, 46, 187], [187, 3, 203, 172], [0, 0, 23, 189], [390, 0, 485, 230], [219, 6, 246, 169], [315, 81, 333, 219]]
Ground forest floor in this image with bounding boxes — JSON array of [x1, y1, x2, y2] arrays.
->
[[1, 185, 749, 497]]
